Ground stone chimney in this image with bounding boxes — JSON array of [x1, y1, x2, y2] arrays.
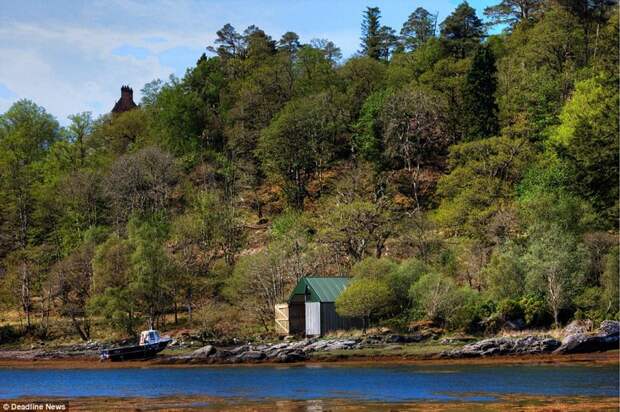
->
[[111, 85, 138, 114]]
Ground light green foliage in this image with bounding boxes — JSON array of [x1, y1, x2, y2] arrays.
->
[[434, 136, 534, 240], [0, 100, 60, 249], [335, 277, 393, 330], [600, 247, 619, 318], [352, 90, 391, 164], [497, 6, 585, 140], [146, 76, 205, 160], [339, 57, 387, 118], [523, 226, 588, 326], [127, 216, 174, 328], [92, 233, 132, 294], [409, 272, 458, 324], [550, 75, 619, 223], [483, 243, 526, 301]]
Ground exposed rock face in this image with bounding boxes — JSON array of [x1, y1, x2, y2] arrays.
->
[[191, 345, 215, 357], [442, 336, 561, 358], [561, 320, 594, 338], [112, 85, 138, 113], [554, 320, 619, 354]]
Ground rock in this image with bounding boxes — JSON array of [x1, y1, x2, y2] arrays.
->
[[503, 319, 525, 331], [439, 335, 478, 345], [385, 334, 428, 344], [561, 320, 593, 338], [236, 350, 266, 362], [277, 350, 307, 363], [229, 345, 249, 355], [598, 320, 619, 336], [555, 320, 619, 354], [191, 345, 215, 357], [442, 336, 561, 358]]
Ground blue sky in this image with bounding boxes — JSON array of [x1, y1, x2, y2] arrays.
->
[[0, 0, 497, 124]]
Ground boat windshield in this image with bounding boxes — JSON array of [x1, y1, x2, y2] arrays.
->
[[148, 331, 159, 342]]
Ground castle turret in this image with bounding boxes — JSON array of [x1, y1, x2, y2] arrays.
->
[[111, 85, 138, 114]]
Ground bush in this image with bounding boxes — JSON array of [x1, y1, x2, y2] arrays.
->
[[447, 290, 495, 333], [197, 302, 243, 339], [519, 295, 552, 328], [496, 299, 524, 321], [0, 325, 21, 344]]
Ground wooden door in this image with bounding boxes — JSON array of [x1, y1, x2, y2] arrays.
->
[[274, 303, 289, 335]]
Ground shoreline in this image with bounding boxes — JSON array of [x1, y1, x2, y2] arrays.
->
[[1, 394, 619, 411], [0, 350, 616, 369]]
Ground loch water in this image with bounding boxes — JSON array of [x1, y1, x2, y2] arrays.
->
[[0, 363, 617, 402]]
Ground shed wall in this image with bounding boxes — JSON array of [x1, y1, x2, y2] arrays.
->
[[320, 303, 364, 335]]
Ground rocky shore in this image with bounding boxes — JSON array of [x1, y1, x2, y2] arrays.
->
[[160, 332, 431, 364], [0, 320, 617, 365], [442, 320, 619, 358]]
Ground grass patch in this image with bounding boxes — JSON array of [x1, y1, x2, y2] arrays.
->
[[309, 342, 458, 361]]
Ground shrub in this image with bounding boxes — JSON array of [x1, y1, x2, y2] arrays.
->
[[519, 295, 552, 328], [0, 325, 21, 344]]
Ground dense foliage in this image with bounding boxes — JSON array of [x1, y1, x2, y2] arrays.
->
[[0, 0, 617, 341]]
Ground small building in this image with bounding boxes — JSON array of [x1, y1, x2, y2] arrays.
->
[[275, 277, 363, 337]]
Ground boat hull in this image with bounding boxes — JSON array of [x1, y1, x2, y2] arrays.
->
[[101, 340, 170, 361]]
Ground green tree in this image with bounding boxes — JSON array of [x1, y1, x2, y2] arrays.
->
[[360, 7, 396, 60], [409, 272, 459, 324], [523, 226, 588, 326], [435, 136, 534, 241], [0, 100, 60, 250], [336, 277, 393, 332], [381, 88, 450, 208], [66, 112, 93, 169], [550, 75, 619, 224], [400, 7, 437, 52], [127, 217, 174, 329], [257, 92, 344, 208], [600, 246, 619, 317], [462, 45, 499, 140], [440, 2, 485, 58], [484, 0, 543, 27]]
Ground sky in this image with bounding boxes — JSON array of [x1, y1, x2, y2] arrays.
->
[[0, 0, 497, 125]]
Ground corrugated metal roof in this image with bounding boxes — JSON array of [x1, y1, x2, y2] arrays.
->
[[288, 277, 351, 303]]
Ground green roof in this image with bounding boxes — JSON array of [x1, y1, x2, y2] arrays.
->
[[288, 277, 351, 303]]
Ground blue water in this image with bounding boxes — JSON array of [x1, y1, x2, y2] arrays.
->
[[0, 364, 617, 401]]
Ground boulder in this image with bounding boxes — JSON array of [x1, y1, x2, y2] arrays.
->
[[599, 320, 619, 336], [561, 320, 593, 338], [442, 336, 561, 358], [191, 345, 215, 357], [236, 350, 266, 362], [385, 334, 428, 344], [555, 320, 619, 354], [277, 350, 308, 363], [503, 319, 525, 331]]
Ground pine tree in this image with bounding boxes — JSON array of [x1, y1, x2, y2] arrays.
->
[[361, 7, 382, 60], [360, 7, 395, 60], [462, 45, 499, 140], [440, 1, 484, 58], [400, 7, 437, 52]]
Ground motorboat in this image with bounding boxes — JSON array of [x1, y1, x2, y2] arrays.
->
[[100, 329, 171, 361]]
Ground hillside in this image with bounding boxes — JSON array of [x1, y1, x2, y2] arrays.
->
[[0, 0, 618, 344]]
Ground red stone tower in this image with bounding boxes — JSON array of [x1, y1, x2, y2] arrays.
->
[[111, 85, 138, 113]]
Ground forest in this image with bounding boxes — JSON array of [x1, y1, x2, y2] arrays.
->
[[0, 0, 618, 343]]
